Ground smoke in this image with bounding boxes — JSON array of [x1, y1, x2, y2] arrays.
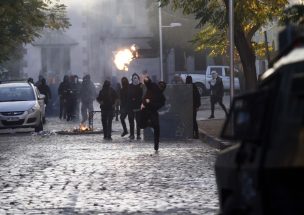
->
[[64, 0, 156, 83], [24, 0, 158, 84]]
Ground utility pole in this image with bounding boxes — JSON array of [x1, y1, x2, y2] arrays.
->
[[229, 0, 234, 104]]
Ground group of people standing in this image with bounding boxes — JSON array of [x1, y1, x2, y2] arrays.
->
[[96, 73, 166, 151], [58, 74, 96, 122]]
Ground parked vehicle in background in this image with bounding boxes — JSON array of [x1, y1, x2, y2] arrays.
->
[[180, 65, 240, 96], [0, 82, 45, 132]]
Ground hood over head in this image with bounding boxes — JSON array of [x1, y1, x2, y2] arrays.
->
[[144, 77, 153, 89], [102, 80, 111, 90], [131, 73, 140, 85], [121, 77, 129, 88], [185, 76, 192, 84]]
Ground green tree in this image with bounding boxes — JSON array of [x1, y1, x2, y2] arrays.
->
[[160, 0, 288, 90], [0, 0, 69, 63]]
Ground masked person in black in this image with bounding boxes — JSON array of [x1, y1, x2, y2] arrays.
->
[[58, 75, 70, 120], [141, 77, 166, 151], [37, 78, 52, 106], [97, 80, 118, 140], [66, 75, 80, 121], [37, 78, 52, 119], [185, 76, 201, 139], [127, 73, 143, 140], [208, 71, 228, 119], [120, 77, 129, 137]]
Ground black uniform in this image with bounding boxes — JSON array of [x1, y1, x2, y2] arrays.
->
[[141, 78, 166, 151], [186, 76, 201, 138], [58, 75, 70, 119], [66, 76, 80, 121], [97, 81, 118, 140], [37, 78, 52, 105], [209, 76, 228, 118], [120, 77, 129, 136], [127, 73, 143, 139]]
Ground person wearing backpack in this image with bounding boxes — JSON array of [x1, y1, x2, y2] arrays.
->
[[140, 77, 166, 151], [97, 80, 118, 140], [186, 76, 201, 139]]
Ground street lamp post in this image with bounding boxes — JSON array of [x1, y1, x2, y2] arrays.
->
[[158, 3, 181, 81], [158, 2, 164, 81]]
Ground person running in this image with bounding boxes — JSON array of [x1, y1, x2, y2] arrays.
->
[[127, 73, 143, 140], [141, 77, 166, 151], [97, 80, 118, 140], [120, 77, 129, 137], [208, 71, 228, 119]]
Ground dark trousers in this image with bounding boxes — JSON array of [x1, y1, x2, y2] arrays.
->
[[193, 109, 198, 137], [120, 110, 128, 133], [128, 110, 140, 136], [150, 111, 160, 144], [66, 98, 77, 121], [102, 110, 114, 138], [210, 96, 228, 116], [59, 97, 67, 119]]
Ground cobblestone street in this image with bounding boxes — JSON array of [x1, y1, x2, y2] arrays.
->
[[0, 118, 218, 214]]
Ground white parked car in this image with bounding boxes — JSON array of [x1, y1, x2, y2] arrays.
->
[[0, 82, 45, 132], [180, 65, 240, 96]]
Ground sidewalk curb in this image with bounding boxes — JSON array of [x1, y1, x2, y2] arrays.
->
[[198, 128, 233, 150]]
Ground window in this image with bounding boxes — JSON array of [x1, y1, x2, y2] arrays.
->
[[0, 86, 35, 102]]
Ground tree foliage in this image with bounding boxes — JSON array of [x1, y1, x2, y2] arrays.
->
[[279, 3, 304, 25], [160, 0, 289, 90], [0, 0, 70, 63]]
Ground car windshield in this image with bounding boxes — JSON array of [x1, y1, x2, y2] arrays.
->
[[0, 86, 35, 102]]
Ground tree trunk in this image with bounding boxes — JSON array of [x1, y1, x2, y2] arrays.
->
[[234, 22, 257, 91], [223, 0, 257, 91]]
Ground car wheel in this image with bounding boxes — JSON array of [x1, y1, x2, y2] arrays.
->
[[35, 117, 44, 132], [195, 83, 207, 96]]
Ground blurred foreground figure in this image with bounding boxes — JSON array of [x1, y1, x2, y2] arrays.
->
[[140, 77, 166, 151], [97, 80, 118, 140], [215, 25, 304, 214]]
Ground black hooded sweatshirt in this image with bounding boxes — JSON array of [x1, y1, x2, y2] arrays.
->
[[97, 81, 118, 111], [143, 79, 165, 112]]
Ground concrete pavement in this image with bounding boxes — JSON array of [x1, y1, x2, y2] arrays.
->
[[197, 95, 234, 149], [0, 118, 219, 214]]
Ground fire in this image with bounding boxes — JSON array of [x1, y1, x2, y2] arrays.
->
[[74, 123, 91, 132], [114, 44, 138, 71]]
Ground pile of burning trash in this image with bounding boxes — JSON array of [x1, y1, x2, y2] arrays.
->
[[56, 123, 102, 135]]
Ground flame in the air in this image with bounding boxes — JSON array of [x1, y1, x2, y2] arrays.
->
[[114, 44, 138, 71]]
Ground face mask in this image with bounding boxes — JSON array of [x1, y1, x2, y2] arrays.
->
[[132, 76, 139, 85]]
